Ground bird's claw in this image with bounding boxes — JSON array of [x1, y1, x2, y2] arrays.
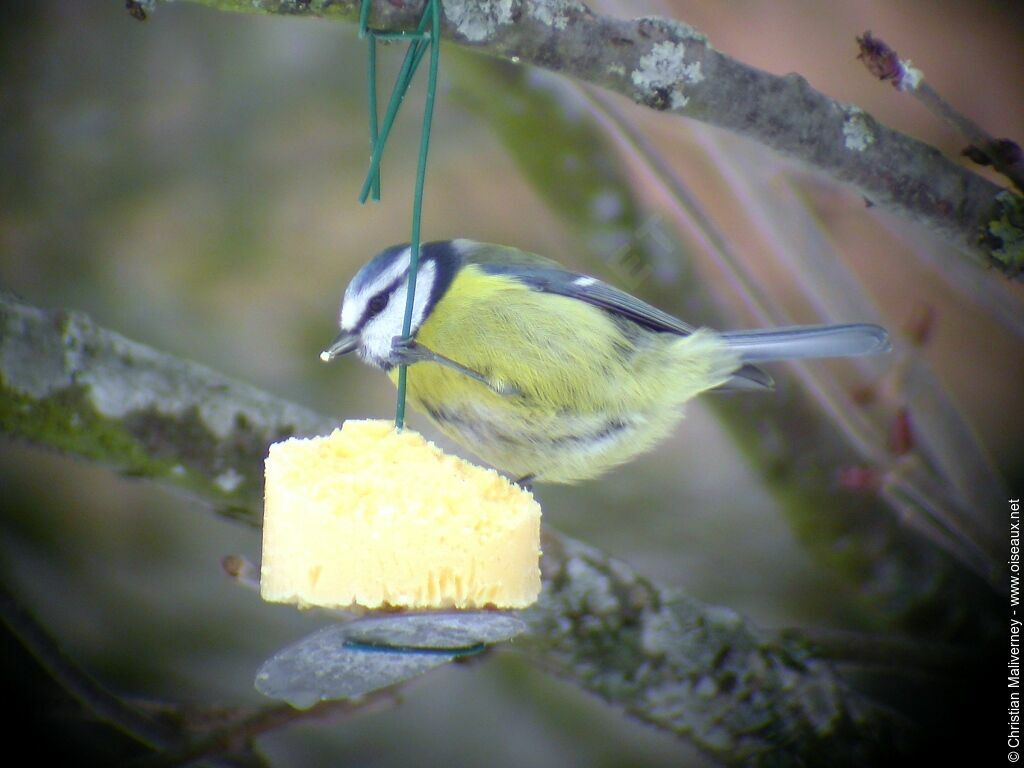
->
[[389, 335, 423, 366]]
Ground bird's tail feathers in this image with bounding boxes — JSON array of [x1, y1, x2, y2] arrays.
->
[[721, 323, 890, 364]]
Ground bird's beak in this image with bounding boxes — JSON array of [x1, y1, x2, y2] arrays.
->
[[320, 329, 359, 362]]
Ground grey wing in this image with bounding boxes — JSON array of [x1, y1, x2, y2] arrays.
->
[[462, 242, 697, 335]]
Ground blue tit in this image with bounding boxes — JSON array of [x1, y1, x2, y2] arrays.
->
[[321, 239, 890, 484]]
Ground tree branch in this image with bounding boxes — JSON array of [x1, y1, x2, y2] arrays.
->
[[0, 291, 908, 765], [0, 290, 331, 521], [155, 0, 1024, 278]]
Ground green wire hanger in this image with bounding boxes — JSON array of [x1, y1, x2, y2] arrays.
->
[[358, 0, 442, 430]]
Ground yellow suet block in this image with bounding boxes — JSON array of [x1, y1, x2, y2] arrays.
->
[[260, 419, 542, 610]]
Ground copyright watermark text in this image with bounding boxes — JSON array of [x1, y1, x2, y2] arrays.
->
[[1010, 498, 1021, 763]]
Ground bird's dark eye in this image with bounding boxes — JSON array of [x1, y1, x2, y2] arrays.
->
[[368, 294, 388, 316]]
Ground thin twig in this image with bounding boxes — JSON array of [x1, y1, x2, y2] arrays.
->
[[1, 569, 396, 768], [0, 579, 248, 767], [221, 554, 261, 592], [0, 580, 177, 748], [786, 627, 974, 674], [127, 690, 400, 768], [857, 31, 1024, 192]]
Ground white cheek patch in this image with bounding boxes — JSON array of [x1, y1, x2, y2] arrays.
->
[[358, 260, 437, 364], [340, 246, 412, 330]]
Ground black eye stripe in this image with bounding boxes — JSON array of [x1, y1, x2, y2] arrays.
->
[[357, 275, 406, 329]]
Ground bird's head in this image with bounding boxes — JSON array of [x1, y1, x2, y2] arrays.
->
[[321, 242, 458, 369]]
